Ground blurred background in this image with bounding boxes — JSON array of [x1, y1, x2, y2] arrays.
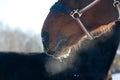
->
[[112, 45, 120, 73], [0, 0, 120, 79], [0, 0, 57, 52]]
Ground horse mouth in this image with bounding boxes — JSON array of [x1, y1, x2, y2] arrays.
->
[[45, 46, 72, 59], [55, 47, 72, 58]]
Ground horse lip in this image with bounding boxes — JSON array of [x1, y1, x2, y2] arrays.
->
[[44, 46, 72, 60], [44, 48, 63, 58]]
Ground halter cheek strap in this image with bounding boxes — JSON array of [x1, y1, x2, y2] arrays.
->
[[70, 0, 100, 40]]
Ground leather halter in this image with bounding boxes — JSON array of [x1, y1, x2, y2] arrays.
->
[[50, 0, 120, 40], [70, 0, 100, 40]]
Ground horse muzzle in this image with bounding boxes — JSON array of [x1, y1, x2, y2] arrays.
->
[[42, 32, 67, 57]]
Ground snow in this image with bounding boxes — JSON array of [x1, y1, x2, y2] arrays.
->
[[112, 73, 120, 80]]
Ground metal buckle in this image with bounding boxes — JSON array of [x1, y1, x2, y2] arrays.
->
[[113, 0, 120, 7], [70, 9, 94, 40], [70, 9, 82, 19], [69, 0, 100, 40]]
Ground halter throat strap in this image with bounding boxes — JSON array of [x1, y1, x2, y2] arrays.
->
[[113, 0, 120, 19]]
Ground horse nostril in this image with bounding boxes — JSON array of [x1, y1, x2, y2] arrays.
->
[[41, 31, 49, 50], [45, 49, 56, 56]]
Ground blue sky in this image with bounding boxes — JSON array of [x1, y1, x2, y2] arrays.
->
[[0, 0, 57, 34]]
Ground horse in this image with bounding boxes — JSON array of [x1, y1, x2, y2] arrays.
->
[[0, 22, 119, 80], [0, 0, 119, 80], [41, 0, 120, 80]]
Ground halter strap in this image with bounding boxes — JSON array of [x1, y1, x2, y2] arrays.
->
[[50, 0, 119, 40], [50, 0, 100, 40], [70, 0, 100, 40]]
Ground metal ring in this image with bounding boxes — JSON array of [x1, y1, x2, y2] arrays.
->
[[70, 9, 82, 19], [113, 0, 120, 7]]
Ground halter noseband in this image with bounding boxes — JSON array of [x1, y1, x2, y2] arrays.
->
[[50, 0, 120, 40]]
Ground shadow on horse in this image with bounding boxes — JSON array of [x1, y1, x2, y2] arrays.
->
[[0, 0, 119, 80]]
